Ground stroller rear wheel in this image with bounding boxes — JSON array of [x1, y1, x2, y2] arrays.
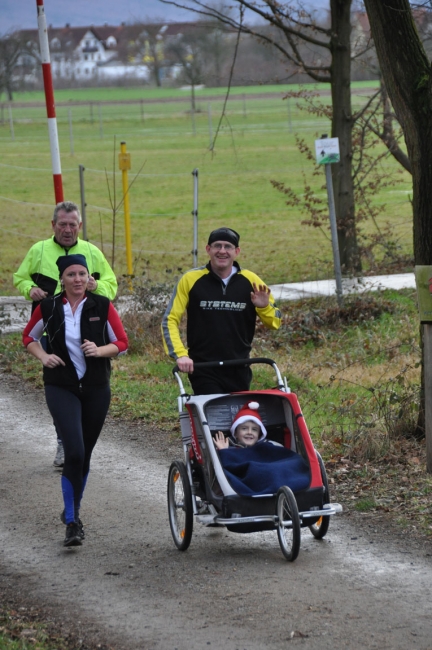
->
[[309, 453, 330, 540], [276, 486, 301, 562], [167, 461, 193, 551]]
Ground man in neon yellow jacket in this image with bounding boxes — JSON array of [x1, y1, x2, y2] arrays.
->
[[14, 200, 118, 466], [14, 201, 117, 306]]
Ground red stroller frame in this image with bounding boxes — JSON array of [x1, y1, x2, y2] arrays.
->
[[167, 358, 342, 562]]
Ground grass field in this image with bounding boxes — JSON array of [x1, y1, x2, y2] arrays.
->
[[0, 82, 426, 650], [0, 81, 413, 294]]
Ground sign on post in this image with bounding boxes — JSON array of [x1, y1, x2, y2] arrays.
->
[[315, 135, 343, 306], [315, 137, 341, 165]]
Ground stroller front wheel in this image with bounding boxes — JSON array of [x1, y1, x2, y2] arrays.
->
[[309, 453, 331, 540], [167, 460, 193, 551], [276, 486, 301, 562]]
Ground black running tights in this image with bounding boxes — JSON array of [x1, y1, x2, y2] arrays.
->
[[45, 383, 111, 505]]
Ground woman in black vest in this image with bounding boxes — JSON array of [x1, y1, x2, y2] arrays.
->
[[23, 254, 128, 547]]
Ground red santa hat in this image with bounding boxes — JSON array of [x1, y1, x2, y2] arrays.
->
[[230, 401, 267, 441]]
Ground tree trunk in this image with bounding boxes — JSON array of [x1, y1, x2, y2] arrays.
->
[[154, 64, 162, 87], [364, 0, 432, 442], [150, 44, 162, 88], [330, 0, 360, 273], [363, 0, 432, 265]]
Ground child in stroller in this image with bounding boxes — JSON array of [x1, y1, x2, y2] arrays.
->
[[213, 401, 268, 449], [212, 400, 312, 498]]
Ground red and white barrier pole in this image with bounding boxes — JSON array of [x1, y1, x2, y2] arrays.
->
[[36, 0, 64, 203]]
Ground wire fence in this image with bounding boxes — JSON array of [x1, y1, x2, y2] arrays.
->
[[0, 94, 327, 142], [0, 90, 414, 285]]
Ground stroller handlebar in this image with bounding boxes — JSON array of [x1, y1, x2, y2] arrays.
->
[[172, 357, 289, 398], [171, 357, 277, 375]]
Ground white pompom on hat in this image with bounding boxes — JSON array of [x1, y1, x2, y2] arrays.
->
[[230, 401, 267, 440]]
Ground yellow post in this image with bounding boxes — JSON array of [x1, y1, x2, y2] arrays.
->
[[118, 141, 133, 279]]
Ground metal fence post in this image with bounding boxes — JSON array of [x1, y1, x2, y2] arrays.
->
[[68, 108, 74, 156], [208, 103, 213, 149], [192, 169, 199, 267], [98, 103, 103, 139], [79, 164, 87, 240], [287, 98, 292, 133], [8, 104, 15, 141]]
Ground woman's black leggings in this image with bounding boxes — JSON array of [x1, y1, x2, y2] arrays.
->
[[45, 383, 111, 522]]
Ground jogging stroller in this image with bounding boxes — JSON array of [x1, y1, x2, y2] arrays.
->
[[167, 358, 342, 561]]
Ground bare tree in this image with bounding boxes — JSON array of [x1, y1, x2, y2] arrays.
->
[[127, 21, 166, 87], [159, 0, 372, 274], [166, 28, 210, 108], [363, 0, 432, 439], [202, 21, 228, 86], [0, 30, 36, 100], [201, 3, 234, 86], [364, 1, 432, 266], [365, 79, 411, 174]]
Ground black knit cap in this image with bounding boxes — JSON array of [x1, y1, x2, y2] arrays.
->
[[207, 227, 240, 247], [56, 254, 89, 277]]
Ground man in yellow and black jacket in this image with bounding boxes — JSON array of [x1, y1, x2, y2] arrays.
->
[[162, 227, 281, 394]]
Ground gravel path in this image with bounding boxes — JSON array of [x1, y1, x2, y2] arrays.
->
[[1, 372, 432, 650]]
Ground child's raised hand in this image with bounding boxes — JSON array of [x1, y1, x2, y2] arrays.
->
[[213, 431, 229, 450]]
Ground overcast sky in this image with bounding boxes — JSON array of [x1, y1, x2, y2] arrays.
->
[[2, 0, 194, 32], [2, 0, 329, 32]]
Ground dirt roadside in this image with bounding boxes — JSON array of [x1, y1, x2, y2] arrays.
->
[[1, 372, 432, 650]]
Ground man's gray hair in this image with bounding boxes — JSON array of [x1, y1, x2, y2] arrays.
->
[[53, 201, 82, 223]]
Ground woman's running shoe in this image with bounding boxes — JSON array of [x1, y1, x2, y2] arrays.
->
[[60, 510, 85, 539], [64, 523, 83, 547]]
